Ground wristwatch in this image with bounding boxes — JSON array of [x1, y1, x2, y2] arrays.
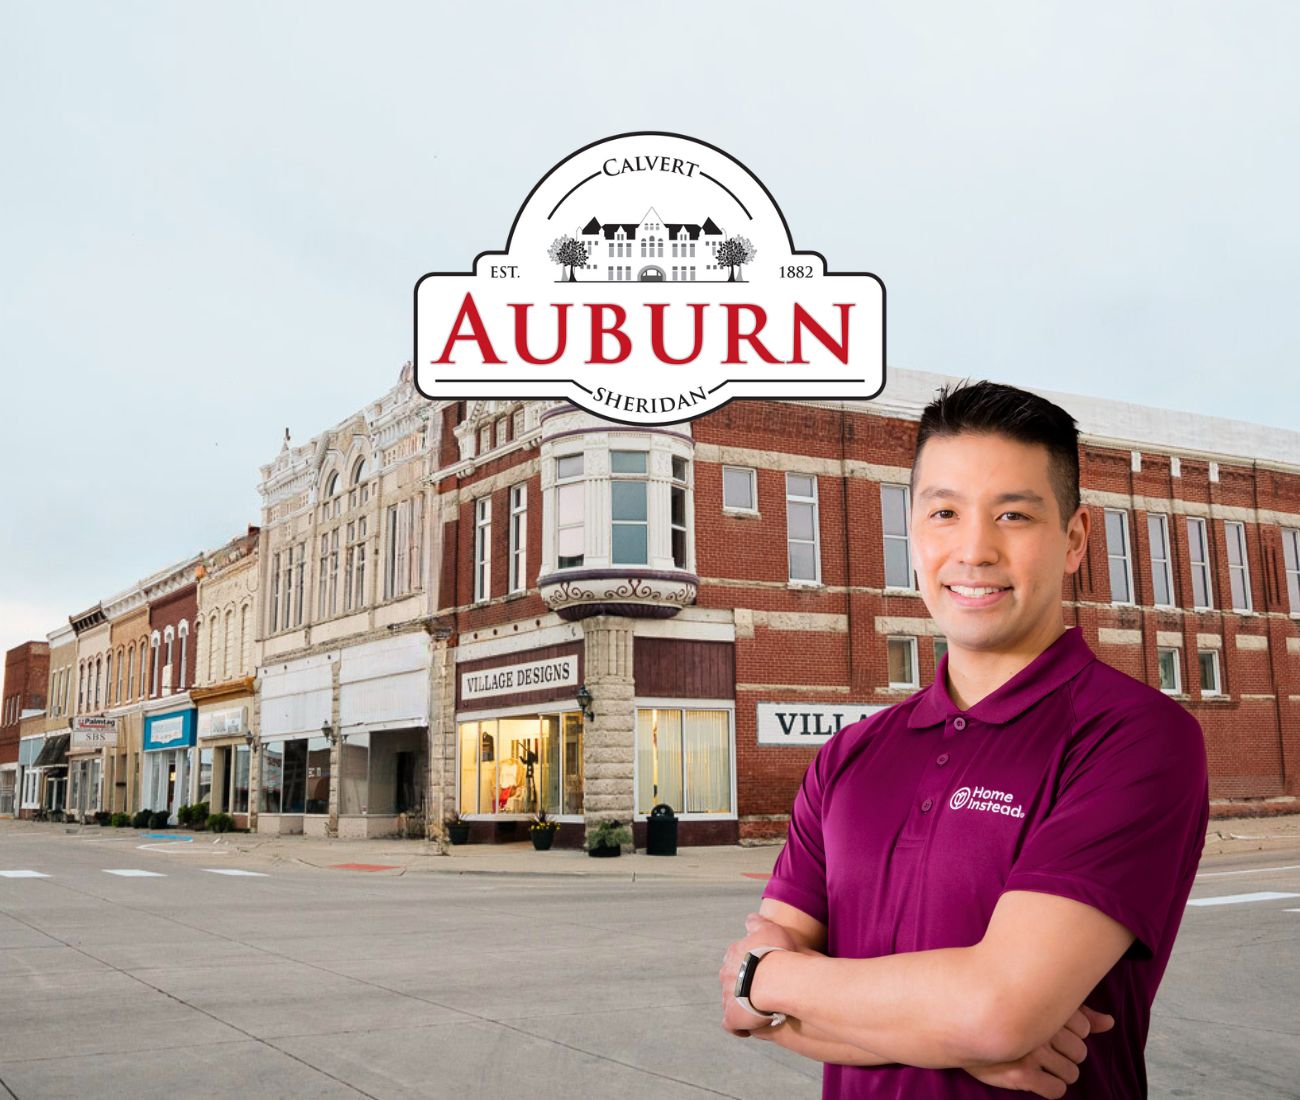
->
[[733, 944, 788, 1027]]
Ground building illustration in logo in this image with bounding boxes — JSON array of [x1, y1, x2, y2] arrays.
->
[[415, 132, 885, 425], [550, 206, 747, 283]]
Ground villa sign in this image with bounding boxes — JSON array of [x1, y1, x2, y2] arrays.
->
[[414, 132, 885, 425]]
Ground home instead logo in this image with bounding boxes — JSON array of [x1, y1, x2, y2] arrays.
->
[[948, 785, 1025, 818], [413, 132, 885, 425]]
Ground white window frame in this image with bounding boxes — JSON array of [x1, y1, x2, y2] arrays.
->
[[508, 484, 527, 594], [1224, 520, 1252, 612], [632, 699, 737, 821], [610, 451, 650, 567], [887, 636, 919, 689], [785, 473, 821, 585], [722, 465, 757, 513], [1198, 649, 1221, 697], [555, 454, 585, 570], [1157, 646, 1182, 695], [1104, 508, 1135, 606], [1147, 513, 1174, 608], [1187, 516, 1214, 611], [881, 483, 915, 590], [454, 705, 587, 822], [474, 496, 491, 602], [1284, 528, 1300, 616]]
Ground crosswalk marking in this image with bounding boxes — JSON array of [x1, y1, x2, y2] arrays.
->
[[0, 870, 50, 878], [202, 868, 268, 877], [103, 869, 166, 877], [1187, 891, 1300, 907]]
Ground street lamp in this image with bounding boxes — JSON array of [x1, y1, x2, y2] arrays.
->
[[575, 684, 595, 722]]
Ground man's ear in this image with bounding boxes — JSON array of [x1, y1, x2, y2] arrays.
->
[[1064, 505, 1089, 575]]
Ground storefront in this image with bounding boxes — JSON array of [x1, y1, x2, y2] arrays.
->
[[142, 708, 197, 823], [195, 697, 252, 826], [68, 717, 117, 822], [31, 733, 69, 816], [257, 652, 332, 835], [336, 633, 430, 838], [17, 734, 44, 818], [455, 643, 586, 843], [0, 764, 16, 816]]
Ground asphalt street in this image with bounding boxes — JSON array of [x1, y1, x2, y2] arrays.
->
[[1, 828, 1297, 1099]]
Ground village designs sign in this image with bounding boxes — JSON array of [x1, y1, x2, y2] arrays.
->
[[461, 655, 578, 703], [756, 703, 888, 747], [414, 132, 885, 425]]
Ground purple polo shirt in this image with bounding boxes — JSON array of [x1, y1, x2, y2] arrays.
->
[[762, 626, 1209, 1099]]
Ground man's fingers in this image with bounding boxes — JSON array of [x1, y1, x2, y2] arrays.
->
[[1080, 1004, 1116, 1033], [1036, 1042, 1082, 1085], [1062, 1008, 1091, 1040], [1048, 1025, 1087, 1065]]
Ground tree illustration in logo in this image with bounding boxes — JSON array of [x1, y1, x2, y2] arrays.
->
[[715, 235, 756, 282], [548, 235, 590, 282]]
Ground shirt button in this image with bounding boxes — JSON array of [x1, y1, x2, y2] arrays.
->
[[921, 798, 933, 812], [953, 717, 966, 731], [937, 753, 950, 766]]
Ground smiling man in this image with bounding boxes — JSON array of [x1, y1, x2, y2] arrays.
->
[[720, 380, 1210, 1098]]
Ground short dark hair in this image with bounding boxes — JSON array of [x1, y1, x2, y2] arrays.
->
[[910, 379, 1081, 528]]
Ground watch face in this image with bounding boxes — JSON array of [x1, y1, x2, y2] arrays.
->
[[736, 952, 757, 999]]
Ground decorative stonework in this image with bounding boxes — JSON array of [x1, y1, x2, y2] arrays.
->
[[539, 569, 698, 621]]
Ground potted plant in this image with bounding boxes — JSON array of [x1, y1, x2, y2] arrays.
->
[[445, 809, 470, 846], [530, 808, 559, 851], [585, 818, 632, 858]]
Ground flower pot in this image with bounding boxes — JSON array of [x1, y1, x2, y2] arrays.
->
[[531, 828, 556, 851], [588, 843, 621, 858], [447, 823, 470, 845]]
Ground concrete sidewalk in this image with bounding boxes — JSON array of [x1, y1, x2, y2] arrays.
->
[[6, 812, 1300, 879]]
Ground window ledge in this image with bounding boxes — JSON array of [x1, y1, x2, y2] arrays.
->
[[882, 586, 919, 597], [503, 590, 529, 602], [1199, 694, 1231, 703], [722, 508, 761, 520], [787, 580, 823, 590]]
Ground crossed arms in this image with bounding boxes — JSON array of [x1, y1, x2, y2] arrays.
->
[[720, 889, 1135, 1090]]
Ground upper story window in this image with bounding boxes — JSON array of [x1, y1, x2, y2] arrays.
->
[[1104, 509, 1134, 605], [786, 473, 820, 584], [722, 466, 756, 513], [611, 450, 649, 565], [1284, 528, 1300, 614], [1147, 513, 1174, 607], [556, 454, 585, 569], [1225, 520, 1251, 612], [508, 484, 528, 593], [384, 495, 425, 601], [1187, 516, 1213, 610], [474, 497, 491, 602], [671, 457, 689, 570], [881, 484, 914, 589]]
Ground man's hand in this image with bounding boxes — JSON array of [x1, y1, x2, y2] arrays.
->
[[963, 1005, 1115, 1098], [719, 913, 801, 1036]]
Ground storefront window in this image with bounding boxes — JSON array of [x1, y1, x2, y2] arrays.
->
[[338, 729, 425, 816], [219, 745, 251, 814], [636, 708, 732, 816], [458, 712, 583, 817], [198, 748, 213, 805], [303, 737, 329, 814], [260, 743, 284, 813], [340, 731, 369, 815]]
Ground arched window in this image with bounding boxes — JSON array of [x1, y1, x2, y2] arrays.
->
[[116, 646, 124, 702], [324, 471, 340, 499], [150, 632, 161, 696], [178, 621, 189, 691], [223, 609, 235, 681], [94, 657, 102, 710], [138, 638, 148, 700], [127, 644, 135, 700], [208, 615, 219, 682], [238, 603, 249, 676], [105, 653, 113, 707], [351, 456, 366, 486], [77, 661, 85, 712]]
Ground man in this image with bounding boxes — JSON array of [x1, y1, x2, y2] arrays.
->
[[720, 380, 1209, 1098]]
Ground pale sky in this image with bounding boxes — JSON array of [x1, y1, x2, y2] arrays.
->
[[2, 0, 1298, 661]]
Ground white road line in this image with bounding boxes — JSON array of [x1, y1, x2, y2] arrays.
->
[[1196, 864, 1300, 879], [1187, 891, 1300, 907], [202, 868, 268, 877], [0, 870, 50, 878], [103, 869, 166, 877]]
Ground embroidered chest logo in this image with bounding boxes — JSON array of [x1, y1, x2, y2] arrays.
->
[[948, 785, 1025, 819]]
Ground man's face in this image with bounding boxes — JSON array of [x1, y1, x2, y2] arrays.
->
[[911, 432, 1088, 656]]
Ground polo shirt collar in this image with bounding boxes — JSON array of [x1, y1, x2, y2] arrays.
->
[[906, 626, 1096, 729]]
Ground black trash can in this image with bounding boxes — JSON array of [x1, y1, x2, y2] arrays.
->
[[646, 803, 678, 856]]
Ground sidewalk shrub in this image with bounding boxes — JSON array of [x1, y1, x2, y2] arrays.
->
[[94, 811, 112, 826], [208, 812, 234, 833], [111, 812, 130, 828], [131, 810, 152, 829], [190, 801, 209, 829], [176, 804, 192, 826], [148, 810, 170, 830], [585, 818, 632, 857]]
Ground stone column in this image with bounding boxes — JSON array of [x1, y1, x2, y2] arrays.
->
[[428, 635, 455, 849], [327, 659, 342, 838], [579, 615, 636, 850]]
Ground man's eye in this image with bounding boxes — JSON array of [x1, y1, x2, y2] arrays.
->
[[1001, 512, 1028, 521], [931, 509, 954, 519]]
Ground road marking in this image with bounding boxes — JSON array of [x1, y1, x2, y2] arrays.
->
[[203, 869, 268, 877], [0, 870, 50, 878], [1187, 891, 1300, 907], [330, 863, 400, 872], [1196, 864, 1300, 879], [103, 869, 166, 877]]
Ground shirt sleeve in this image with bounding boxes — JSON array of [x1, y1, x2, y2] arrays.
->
[[762, 739, 833, 926], [999, 698, 1209, 961]]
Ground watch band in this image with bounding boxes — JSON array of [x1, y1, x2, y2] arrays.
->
[[733, 944, 788, 1027]]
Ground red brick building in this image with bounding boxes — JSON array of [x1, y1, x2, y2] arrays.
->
[[1, 641, 51, 815], [434, 371, 1300, 846]]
